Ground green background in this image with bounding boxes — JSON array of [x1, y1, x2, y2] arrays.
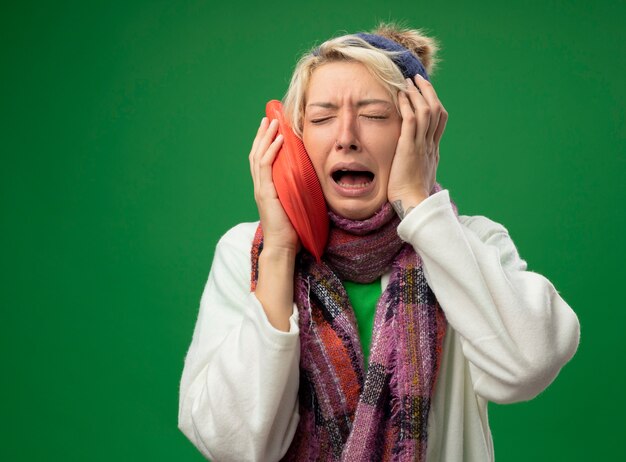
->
[[2, 0, 624, 460]]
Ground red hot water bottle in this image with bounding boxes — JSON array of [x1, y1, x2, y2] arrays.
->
[[265, 100, 329, 261]]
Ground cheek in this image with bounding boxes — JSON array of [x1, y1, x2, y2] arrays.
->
[[308, 154, 326, 182], [375, 139, 400, 179], [303, 134, 329, 180], [370, 122, 401, 174]]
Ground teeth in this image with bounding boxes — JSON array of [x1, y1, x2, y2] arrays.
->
[[337, 181, 371, 188]]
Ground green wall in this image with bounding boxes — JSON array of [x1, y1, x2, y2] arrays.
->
[[2, 0, 624, 460]]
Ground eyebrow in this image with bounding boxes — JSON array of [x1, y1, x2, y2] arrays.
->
[[306, 99, 392, 109]]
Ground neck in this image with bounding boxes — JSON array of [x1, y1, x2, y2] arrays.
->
[[324, 202, 403, 283]]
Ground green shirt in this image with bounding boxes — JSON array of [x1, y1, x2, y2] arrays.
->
[[342, 278, 382, 370]]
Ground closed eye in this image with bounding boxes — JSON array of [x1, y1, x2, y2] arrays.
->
[[362, 109, 390, 119], [310, 117, 334, 124], [309, 114, 388, 124]]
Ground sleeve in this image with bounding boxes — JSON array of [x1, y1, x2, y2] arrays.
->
[[177, 223, 301, 461], [397, 190, 580, 404]]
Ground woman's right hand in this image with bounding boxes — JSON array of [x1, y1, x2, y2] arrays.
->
[[249, 117, 300, 253], [249, 117, 299, 332]]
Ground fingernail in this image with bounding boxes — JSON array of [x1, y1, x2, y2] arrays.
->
[[415, 74, 425, 80]]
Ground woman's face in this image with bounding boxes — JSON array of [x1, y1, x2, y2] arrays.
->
[[302, 61, 402, 220]]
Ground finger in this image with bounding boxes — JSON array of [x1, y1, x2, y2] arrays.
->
[[258, 134, 284, 190], [250, 117, 269, 157], [397, 91, 416, 144], [433, 108, 448, 145], [404, 78, 430, 140], [413, 75, 445, 143], [252, 119, 280, 184], [256, 119, 279, 161], [404, 77, 425, 109], [250, 117, 269, 177]]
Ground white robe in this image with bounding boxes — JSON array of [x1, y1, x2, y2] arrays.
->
[[178, 189, 580, 462]]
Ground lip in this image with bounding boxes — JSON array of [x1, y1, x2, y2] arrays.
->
[[329, 161, 376, 198], [331, 179, 375, 197], [330, 161, 373, 174]]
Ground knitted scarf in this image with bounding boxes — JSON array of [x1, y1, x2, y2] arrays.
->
[[250, 184, 458, 461]]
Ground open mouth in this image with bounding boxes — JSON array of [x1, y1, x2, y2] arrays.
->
[[331, 169, 375, 188]]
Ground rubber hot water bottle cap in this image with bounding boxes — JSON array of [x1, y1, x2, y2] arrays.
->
[[265, 100, 329, 261]]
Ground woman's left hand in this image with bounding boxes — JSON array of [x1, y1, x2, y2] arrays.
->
[[387, 74, 448, 219]]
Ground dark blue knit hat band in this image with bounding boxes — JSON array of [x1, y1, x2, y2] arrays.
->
[[311, 33, 430, 82], [354, 33, 430, 82]]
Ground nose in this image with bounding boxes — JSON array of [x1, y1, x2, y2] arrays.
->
[[335, 112, 360, 152]]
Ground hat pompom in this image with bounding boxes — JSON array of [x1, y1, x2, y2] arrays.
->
[[373, 22, 440, 76]]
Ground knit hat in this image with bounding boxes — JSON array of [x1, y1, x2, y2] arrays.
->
[[312, 32, 431, 82], [355, 32, 431, 81]]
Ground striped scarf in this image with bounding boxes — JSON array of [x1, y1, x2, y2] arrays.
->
[[250, 186, 456, 461]]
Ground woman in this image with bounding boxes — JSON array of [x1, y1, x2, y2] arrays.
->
[[178, 24, 580, 461]]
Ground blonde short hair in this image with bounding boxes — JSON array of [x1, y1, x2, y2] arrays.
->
[[282, 23, 439, 137]]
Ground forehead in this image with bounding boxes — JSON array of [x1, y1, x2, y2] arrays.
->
[[306, 61, 392, 103]]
